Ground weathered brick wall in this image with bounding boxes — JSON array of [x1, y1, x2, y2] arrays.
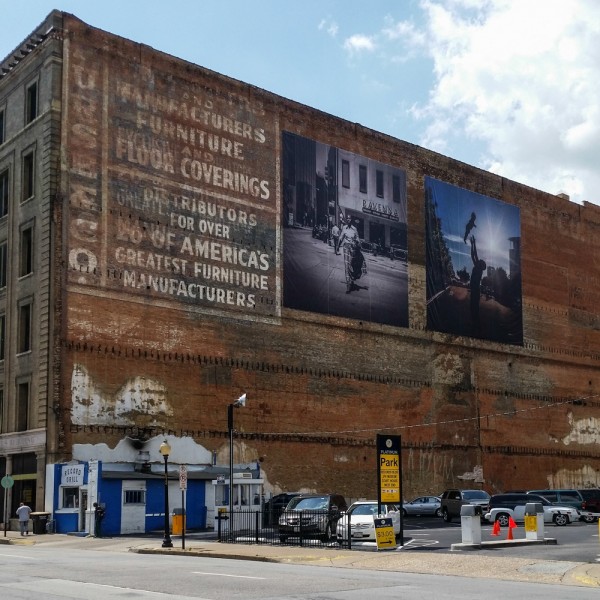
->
[[56, 13, 600, 499]]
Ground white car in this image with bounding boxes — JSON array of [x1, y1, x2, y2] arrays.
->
[[336, 501, 400, 543], [485, 494, 579, 527]]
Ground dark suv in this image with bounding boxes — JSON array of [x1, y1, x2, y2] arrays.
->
[[527, 489, 590, 522], [278, 493, 348, 542], [439, 489, 491, 522], [262, 492, 301, 527]]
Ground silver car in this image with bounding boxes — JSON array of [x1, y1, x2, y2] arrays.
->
[[402, 495, 442, 517]]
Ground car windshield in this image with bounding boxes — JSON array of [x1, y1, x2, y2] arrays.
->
[[462, 491, 490, 500], [350, 503, 397, 516], [527, 494, 552, 506], [287, 496, 328, 510]]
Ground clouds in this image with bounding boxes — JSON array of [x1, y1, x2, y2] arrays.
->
[[338, 0, 600, 204]]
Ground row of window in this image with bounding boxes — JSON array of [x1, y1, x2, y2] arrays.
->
[[0, 79, 39, 146], [341, 159, 403, 203], [0, 78, 39, 435]]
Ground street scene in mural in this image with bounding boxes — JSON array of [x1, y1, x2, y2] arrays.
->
[[425, 176, 523, 344], [282, 132, 409, 328]]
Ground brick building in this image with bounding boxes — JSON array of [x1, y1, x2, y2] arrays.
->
[[0, 11, 598, 533]]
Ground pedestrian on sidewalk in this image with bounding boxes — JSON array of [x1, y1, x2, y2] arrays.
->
[[16, 502, 32, 536]]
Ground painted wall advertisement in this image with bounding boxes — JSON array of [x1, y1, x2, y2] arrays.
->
[[65, 25, 278, 319]]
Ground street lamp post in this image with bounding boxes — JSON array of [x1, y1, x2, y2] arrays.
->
[[159, 440, 173, 548], [228, 393, 246, 538]]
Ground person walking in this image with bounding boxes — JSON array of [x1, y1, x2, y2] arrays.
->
[[331, 223, 341, 254], [16, 502, 32, 536]]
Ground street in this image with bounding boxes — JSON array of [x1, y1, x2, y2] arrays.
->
[[283, 227, 409, 327], [0, 542, 599, 600]]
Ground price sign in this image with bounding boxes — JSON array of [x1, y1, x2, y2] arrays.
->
[[374, 517, 397, 550]]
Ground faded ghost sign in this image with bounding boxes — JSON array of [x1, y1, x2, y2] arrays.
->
[[65, 20, 278, 319]]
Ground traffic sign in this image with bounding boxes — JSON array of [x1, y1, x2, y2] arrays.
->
[[1, 475, 14, 489], [179, 465, 188, 490]]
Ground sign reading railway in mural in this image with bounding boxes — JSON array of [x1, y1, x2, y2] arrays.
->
[[282, 132, 409, 328], [425, 177, 523, 344], [65, 23, 277, 318]]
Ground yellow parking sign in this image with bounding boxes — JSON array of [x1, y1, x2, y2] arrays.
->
[[374, 517, 397, 550]]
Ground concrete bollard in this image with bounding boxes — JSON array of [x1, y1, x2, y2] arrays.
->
[[460, 504, 482, 544], [524, 502, 544, 540]]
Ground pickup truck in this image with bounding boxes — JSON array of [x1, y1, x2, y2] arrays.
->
[[439, 489, 491, 522]]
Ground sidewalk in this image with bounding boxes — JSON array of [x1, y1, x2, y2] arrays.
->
[[1, 530, 598, 588]]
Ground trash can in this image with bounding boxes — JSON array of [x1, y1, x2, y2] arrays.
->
[[172, 508, 185, 535], [30, 512, 51, 535]]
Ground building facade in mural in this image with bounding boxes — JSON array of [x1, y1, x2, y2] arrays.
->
[[0, 11, 598, 535]]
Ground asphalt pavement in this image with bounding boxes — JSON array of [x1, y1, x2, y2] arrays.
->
[[1, 529, 599, 589]]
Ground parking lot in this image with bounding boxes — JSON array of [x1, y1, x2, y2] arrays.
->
[[387, 515, 600, 563]]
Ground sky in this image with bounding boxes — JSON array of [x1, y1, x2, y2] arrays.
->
[[2, 0, 599, 205]]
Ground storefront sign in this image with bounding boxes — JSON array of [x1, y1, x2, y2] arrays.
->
[[61, 464, 85, 486]]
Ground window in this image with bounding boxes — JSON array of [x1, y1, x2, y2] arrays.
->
[[18, 301, 32, 353], [124, 489, 146, 504], [0, 314, 5, 360], [20, 225, 33, 277], [62, 487, 79, 508], [0, 242, 6, 288], [0, 108, 4, 144], [359, 165, 367, 193], [17, 381, 30, 431], [392, 175, 401, 204], [26, 81, 38, 124], [341, 160, 350, 188], [376, 170, 384, 198], [22, 151, 34, 201], [0, 169, 8, 217]]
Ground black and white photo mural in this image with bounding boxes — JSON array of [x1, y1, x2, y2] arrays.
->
[[282, 132, 409, 328], [425, 176, 523, 345]]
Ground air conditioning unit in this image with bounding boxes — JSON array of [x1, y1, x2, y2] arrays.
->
[[234, 472, 253, 479]]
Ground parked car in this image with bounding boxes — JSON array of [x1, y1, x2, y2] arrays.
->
[[439, 489, 491, 522], [278, 493, 348, 543], [402, 496, 442, 517], [336, 501, 400, 543], [527, 489, 591, 522], [262, 492, 301, 527], [578, 489, 600, 521], [484, 492, 579, 526]]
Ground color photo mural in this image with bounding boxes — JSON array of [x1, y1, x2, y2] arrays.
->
[[282, 132, 409, 328], [425, 177, 523, 344]]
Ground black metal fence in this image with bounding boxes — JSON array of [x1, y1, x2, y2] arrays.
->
[[217, 508, 360, 549]]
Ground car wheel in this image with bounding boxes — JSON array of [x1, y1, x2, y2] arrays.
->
[[434, 508, 442, 518], [321, 523, 333, 542], [496, 513, 510, 528], [442, 508, 452, 523], [553, 513, 569, 526], [402, 509, 408, 518], [582, 514, 596, 524]]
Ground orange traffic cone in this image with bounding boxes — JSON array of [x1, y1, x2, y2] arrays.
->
[[507, 516, 517, 540], [491, 520, 501, 536]]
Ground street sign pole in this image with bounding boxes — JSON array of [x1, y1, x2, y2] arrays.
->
[[1, 475, 15, 537], [179, 465, 188, 550]]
